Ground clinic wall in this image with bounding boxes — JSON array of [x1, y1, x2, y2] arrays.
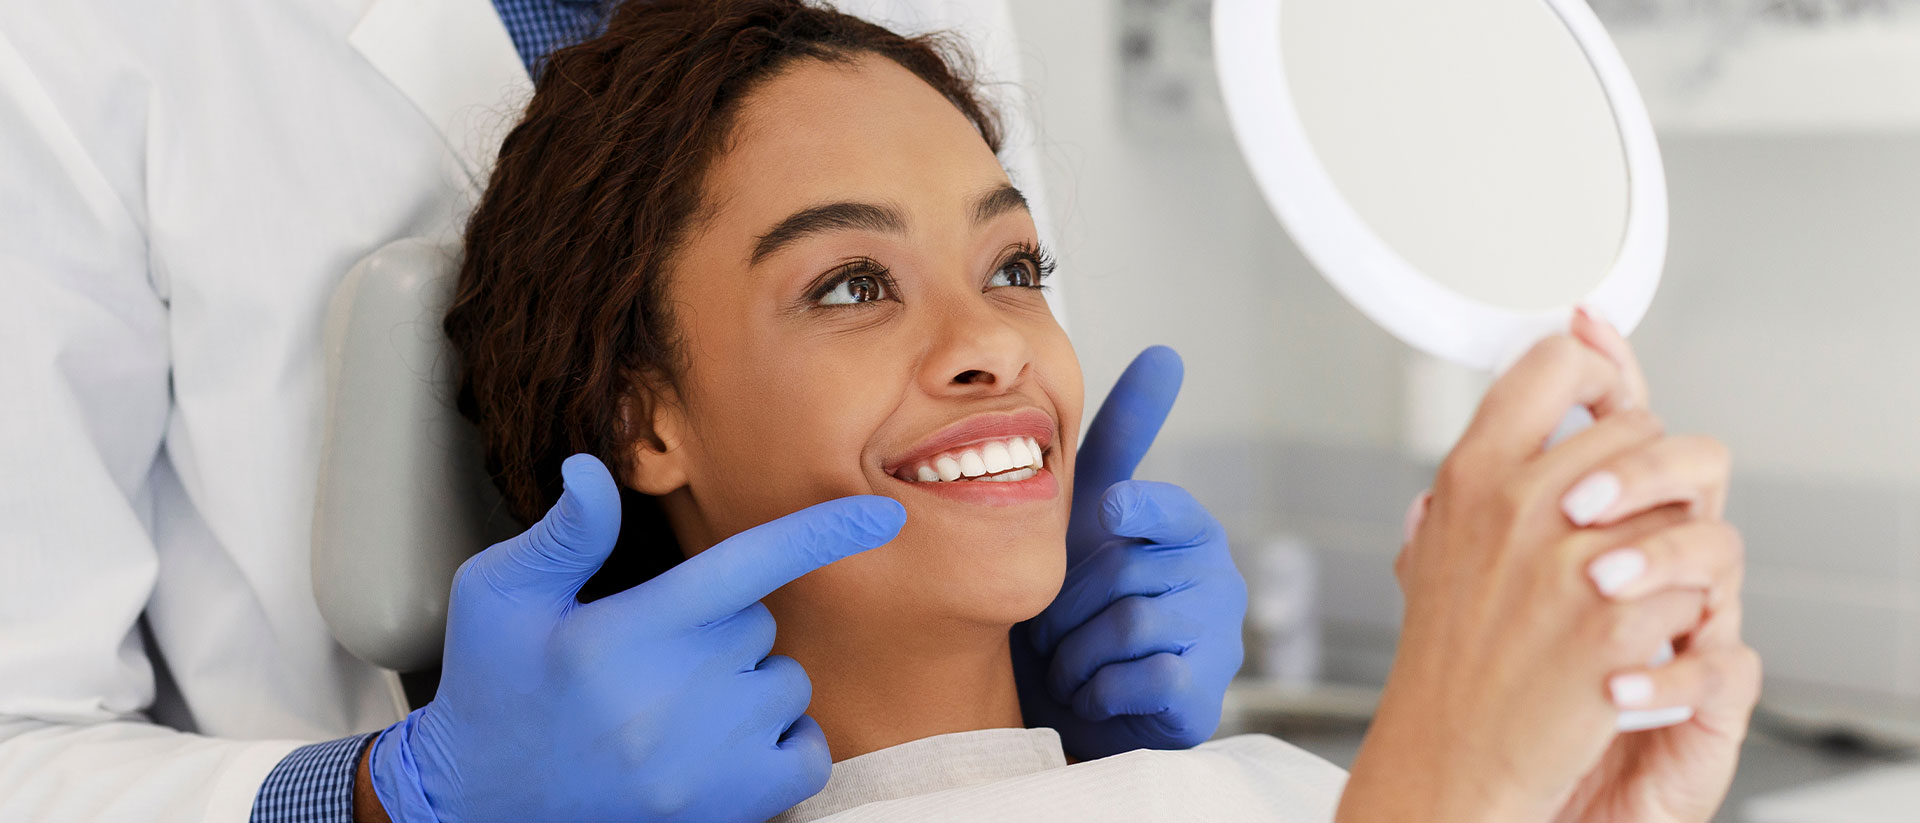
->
[[1636, 134, 1920, 727], [1008, 0, 1407, 449], [1009, 1, 1920, 731]]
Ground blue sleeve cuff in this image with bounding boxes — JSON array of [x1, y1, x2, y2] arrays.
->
[[250, 733, 379, 823]]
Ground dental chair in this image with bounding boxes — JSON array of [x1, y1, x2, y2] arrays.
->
[[313, 237, 520, 676]]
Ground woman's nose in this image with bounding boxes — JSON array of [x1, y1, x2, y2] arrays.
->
[[918, 298, 1035, 396]]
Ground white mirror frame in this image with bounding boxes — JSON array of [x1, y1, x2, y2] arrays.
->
[[1212, 0, 1668, 371]]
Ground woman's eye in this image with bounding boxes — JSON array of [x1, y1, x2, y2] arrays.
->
[[987, 259, 1041, 289], [816, 273, 891, 306]]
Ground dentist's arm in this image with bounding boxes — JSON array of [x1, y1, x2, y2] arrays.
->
[[1014, 346, 1250, 759], [355, 455, 905, 823], [0, 23, 309, 822]]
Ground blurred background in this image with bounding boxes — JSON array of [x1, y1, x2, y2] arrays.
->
[[998, 0, 1920, 818]]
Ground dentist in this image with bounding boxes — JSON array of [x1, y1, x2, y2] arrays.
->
[[0, 2, 1244, 821]]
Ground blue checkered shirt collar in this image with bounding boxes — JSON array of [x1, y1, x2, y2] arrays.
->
[[493, 0, 613, 78]]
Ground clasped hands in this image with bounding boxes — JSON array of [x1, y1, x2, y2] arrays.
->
[[1343, 311, 1760, 823]]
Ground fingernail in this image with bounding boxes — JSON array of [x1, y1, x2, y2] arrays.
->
[[1576, 304, 1618, 333], [1562, 471, 1621, 526], [1609, 673, 1655, 708], [1587, 548, 1646, 597], [1402, 490, 1432, 543]]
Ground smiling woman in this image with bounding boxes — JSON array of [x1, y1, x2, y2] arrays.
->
[[444, 1, 1350, 819], [438, 1, 1764, 822], [611, 46, 1084, 759], [453, 0, 1097, 759]]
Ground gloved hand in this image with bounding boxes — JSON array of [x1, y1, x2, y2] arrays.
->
[[1013, 346, 1249, 759], [366, 454, 906, 823]]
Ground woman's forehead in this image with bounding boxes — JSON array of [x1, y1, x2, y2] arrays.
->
[[707, 55, 1010, 241]]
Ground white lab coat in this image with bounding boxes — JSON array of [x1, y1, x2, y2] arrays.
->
[[0, 1, 1049, 820]]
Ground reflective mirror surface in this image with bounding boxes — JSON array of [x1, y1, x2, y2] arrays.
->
[[1280, 0, 1629, 312]]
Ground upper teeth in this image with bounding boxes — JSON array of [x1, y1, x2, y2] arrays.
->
[[902, 436, 1045, 482]]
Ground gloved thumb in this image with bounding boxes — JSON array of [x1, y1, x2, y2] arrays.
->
[[465, 453, 623, 606], [1097, 480, 1216, 547], [1070, 346, 1182, 552]]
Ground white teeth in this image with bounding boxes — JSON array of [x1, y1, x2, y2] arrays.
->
[[935, 456, 962, 481], [1005, 438, 1032, 467], [899, 436, 1050, 483], [981, 441, 1014, 474]]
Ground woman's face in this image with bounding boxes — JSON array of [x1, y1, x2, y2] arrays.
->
[[634, 55, 1082, 632]]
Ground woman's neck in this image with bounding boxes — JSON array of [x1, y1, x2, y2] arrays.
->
[[769, 611, 1024, 762]]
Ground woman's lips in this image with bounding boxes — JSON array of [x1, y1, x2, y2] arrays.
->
[[883, 409, 1061, 506], [884, 408, 1055, 475]]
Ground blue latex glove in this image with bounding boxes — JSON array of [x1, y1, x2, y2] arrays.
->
[[367, 454, 906, 823], [1013, 346, 1248, 759]]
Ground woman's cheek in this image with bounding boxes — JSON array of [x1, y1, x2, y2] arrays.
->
[[1041, 334, 1086, 487]]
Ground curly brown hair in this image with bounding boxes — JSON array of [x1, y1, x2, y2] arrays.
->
[[445, 0, 1004, 573]]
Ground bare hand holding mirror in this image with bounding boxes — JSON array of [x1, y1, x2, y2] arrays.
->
[[1213, 0, 1686, 732]]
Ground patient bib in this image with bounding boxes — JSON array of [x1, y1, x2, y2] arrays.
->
[[770, 727, 1347, 823]]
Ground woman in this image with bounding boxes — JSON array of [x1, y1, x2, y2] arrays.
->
[[445, 1, 1760, 820]]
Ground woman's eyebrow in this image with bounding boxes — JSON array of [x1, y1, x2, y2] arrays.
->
[[970, 183, 1030, 225], [751, 202, 905, 265], [748, 185, 1031, 266]]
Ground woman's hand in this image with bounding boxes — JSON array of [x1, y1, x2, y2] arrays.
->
[[1338, 321, 1751, 823], [1552, 596, 1759, 823], [1549, 313, 1761, 823]]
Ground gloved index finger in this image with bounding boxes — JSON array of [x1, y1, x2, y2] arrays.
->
[[616, 495, 906, 627], [1070, 346, 1183, 551]]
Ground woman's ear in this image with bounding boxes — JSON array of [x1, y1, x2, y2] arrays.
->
[[620, 375, 691, 496]]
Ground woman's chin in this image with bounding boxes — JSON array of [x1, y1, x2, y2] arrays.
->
[[923, 544, 1067, 628]]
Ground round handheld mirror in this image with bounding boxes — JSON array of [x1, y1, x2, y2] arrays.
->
[[1213, 0, 1664, 371], [1212, 0, 1684, 731]]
